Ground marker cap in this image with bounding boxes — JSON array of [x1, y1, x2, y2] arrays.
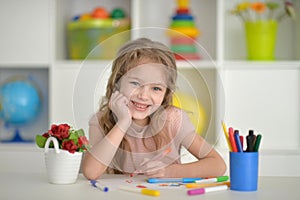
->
[[141, 189, 160, 196], [217, 176, 229, 182], [187, 188, 205, 195]]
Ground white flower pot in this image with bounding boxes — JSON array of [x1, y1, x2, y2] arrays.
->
[[44, 137, 82, 184]]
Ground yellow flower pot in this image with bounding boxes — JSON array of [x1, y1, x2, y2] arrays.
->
[[245, 20, 278, 60]]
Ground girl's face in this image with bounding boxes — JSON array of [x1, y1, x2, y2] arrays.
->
[[119, 63, 168, 126]]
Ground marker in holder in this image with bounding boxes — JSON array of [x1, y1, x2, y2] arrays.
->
[[230, 152, 259, 191]]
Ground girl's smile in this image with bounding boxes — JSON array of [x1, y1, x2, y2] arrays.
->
[[130, 100, 151, 112]]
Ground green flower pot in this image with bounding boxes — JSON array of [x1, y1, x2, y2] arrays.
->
[[245, 20, 278, 60]]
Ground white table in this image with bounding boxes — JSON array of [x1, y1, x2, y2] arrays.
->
[[0, 171, 300, 200]]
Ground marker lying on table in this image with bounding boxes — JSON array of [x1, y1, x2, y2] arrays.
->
[[186, 181, 230, 189], [119, 186, 160, 197], [194, 176, 229, 184], [90, 180, 109, 192], [187, 185, 228, 196], [148, 177, 201, 183]]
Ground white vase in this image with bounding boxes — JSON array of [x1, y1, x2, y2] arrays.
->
[[44, 137, 82, 184]]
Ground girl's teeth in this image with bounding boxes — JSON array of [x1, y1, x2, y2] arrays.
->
[[134, 102, 147, 108]]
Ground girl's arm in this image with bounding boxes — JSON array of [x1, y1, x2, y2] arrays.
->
[[82, 124, 126, 180], [167, 134, 226, 178], [82, 91, 132, 180], [146, 134, 226, 178]]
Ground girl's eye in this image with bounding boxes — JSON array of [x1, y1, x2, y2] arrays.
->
[[130, 81, 140, 86], [153, 86, 162, 91]]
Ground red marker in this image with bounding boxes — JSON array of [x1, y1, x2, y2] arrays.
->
[[229, 127, 237, 152], [239, 135, 243, 149]]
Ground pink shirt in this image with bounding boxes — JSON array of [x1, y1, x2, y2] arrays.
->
[[89, 106, 197, 173]]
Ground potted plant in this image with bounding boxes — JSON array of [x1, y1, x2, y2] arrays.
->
[[36, 123, 90, 184], [230, 1, 296, 60]]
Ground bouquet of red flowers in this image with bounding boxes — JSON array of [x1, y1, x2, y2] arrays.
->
[[36, 123, 89, 153]]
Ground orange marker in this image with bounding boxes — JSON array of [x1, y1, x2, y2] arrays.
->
[[186, 181, 231, 188], [229, 127, 237, 152]]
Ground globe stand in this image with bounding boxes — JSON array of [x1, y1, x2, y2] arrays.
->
[[1, 129, 33, 143]]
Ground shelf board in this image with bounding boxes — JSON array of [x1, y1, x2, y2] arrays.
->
[[0, 61, 49, 68], [53, 60, 113, 69], [261, 149, 300, 156], [176, 60, 218, 69], [223, 60, 300, 70]]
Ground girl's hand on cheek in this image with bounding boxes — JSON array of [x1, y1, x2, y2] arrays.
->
[[109, 91, 132, 132]]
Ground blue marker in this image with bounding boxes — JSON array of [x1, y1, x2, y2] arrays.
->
[[90, 180, 109, 192], [234, 130, 243, 153], [148, 177, 201, 183]]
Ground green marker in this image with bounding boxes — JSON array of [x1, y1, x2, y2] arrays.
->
[[254, 134, 262, 152], [194, 176, 229, 184]]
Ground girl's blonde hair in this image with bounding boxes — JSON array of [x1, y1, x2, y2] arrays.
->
[[99, 38, 177, 137]]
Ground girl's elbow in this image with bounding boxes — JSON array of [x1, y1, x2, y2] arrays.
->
[[82, 165, 104, 180], [83, 173, 100, 181], [81, 153, 107, 180], [216, 157, 227, 176]]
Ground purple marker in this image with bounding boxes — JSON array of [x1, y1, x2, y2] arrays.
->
[[187, 185, 228, 196]]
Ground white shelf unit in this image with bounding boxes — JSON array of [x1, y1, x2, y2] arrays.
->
[[0, 0, 299, 176], [217, 0, 300, 176]]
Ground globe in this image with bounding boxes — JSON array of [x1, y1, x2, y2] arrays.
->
[[0, 80, 41, 125], [172, 91, 206, 135]]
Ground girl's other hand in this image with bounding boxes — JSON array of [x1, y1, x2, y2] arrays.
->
[[109, 91, 132, 132], [141, 158, 171, 178]]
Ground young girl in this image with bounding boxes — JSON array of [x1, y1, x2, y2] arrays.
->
[[82, 38, 226, 180]]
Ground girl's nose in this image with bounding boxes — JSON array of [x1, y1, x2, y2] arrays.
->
[[137, 85, 149, 100]]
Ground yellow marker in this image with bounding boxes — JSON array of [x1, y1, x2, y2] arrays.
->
[[186, 181, 231, 189], [141, 188, 160, 196], [119, 186, 160, 197], [222, 121, 232, 151]]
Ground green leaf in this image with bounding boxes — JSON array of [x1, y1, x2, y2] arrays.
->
[[77, 129, 85, 137], [35, 135, 47, 148], [69, 132, 79, 140]]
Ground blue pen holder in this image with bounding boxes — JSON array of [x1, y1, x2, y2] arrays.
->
[[230, 152, 259, 191]]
